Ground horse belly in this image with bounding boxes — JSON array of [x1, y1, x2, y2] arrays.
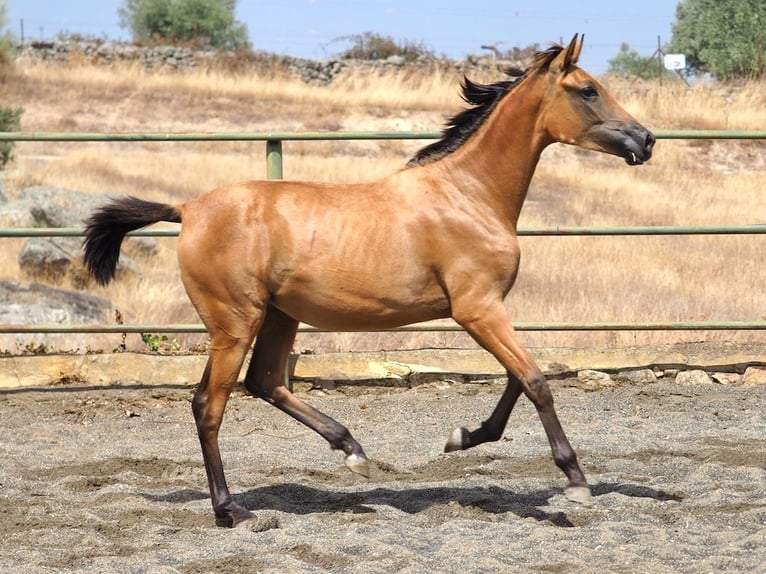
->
[[270, 267, 450, 331]]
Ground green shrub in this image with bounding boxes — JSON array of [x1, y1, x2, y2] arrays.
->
[[0, 106, 22, 170], [118, 0, 249, 50], [334, 32, 434, 61]]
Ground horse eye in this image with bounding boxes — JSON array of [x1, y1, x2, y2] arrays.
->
[[579, 85, 599, 100]]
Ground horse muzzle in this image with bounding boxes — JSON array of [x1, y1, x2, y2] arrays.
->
[[590, 122, 655, 166], [622, 124, 655, 165]]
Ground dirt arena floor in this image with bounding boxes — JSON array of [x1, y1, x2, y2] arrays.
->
[[1, 377, 764, 573]]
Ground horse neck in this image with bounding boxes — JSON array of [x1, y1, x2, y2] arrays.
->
[[435, 76, 551, 230]]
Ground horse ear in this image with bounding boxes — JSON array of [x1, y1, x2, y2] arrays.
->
[[551, 34, 583, 73], [568, 33, 584, 65]]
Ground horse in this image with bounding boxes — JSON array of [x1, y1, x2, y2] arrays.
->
[[83, 35, 655, 528]]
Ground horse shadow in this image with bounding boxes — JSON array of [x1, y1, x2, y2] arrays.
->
[[145, 481, 682, 528]]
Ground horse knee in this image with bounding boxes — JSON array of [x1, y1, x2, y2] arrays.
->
[[191, 394, 222, 439]]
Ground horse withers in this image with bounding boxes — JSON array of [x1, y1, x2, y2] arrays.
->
[[84, 34, 654, 527]]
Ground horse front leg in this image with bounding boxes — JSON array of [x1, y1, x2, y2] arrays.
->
[[192, 336, 257, 527], [244, 305, 370, 477], [451, 303, 592, 506]]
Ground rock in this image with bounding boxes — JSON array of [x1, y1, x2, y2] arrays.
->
[[17, 235, 141, 286], [18, 237, 76, 281], [0, 280, 111, 325], [742, 367, 766, 386], [0, 281, 120, 354], [0, 280, 115, 353], [0, 195, 38, 226], [576, 369, 615, 390], [675, 370, 713, 385], [0, 353, 208, 388], [0, 186, 103, 227], [19, 186, 106, 226], [0, 186, 153, 283], [17, 40, 215, 71], [615, 368, 657, 385], [710, 372, 742, 385], [386, 55, 406, 66]]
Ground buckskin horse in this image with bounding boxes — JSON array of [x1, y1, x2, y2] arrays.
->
[[84, 35, 655, 527]]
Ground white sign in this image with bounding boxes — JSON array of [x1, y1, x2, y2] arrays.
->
[[663, 54, 686, 71]]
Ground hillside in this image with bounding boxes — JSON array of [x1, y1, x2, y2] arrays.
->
[[0, 56, 764, 352]]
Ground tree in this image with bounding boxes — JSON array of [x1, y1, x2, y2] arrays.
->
[[118, 0, 249, 50], [0, 0, 22, 171], [606, 43, 678, 81], [670, 0, 766, 79], [607, 43, 656, 79], [0, 0, 15, 62]]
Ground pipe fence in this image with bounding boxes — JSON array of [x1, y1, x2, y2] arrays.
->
[[1, 129, 765, 335]]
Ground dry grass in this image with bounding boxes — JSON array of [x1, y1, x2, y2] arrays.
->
[[607, 77, 766, 130], [1, 61, 764, 352]]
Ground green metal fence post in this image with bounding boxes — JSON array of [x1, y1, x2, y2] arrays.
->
[[266, 140, 283, 179], [266, 139, 289, 388]]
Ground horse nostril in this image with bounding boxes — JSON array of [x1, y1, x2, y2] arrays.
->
[[645, 131, 656, 149]]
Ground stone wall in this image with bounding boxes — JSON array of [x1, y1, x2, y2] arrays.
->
[[1, 344, 765, 389], [16, 40, 217, 71], [15, 40, 516, 85]]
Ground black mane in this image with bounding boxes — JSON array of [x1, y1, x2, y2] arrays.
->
[[407, 43, 565, 167]]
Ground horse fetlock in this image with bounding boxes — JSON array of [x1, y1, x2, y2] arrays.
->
[[214, 501, 255, 528], [552, 449, 582, 477], [444, 427, 470, 452]]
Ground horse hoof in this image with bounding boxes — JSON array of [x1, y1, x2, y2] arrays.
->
[[444, 427, 469, 452], [345, 453, 371, 478], [564, 485, 593, 507], [215, 505, 256, 528]]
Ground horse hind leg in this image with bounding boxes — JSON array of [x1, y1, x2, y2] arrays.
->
[[444, 373, 523, 452], [191, 309, 263, 528], [244, 305, 370, 477]]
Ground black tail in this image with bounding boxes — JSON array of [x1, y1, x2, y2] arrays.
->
[[83, 196, 182, 285]]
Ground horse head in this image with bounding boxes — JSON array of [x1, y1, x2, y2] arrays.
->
[[537, 34, 655, 165]]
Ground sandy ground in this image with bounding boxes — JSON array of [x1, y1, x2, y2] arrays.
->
[[1, 377, 764, 573]]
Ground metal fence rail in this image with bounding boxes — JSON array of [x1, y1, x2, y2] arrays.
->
[[1, 320, 765, 335], [1, 129, 764, 335], [3, 224, 766, 238], [1, 129, 765, 141]]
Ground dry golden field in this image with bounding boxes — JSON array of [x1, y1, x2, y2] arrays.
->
[[1, 59, 764, 352]]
